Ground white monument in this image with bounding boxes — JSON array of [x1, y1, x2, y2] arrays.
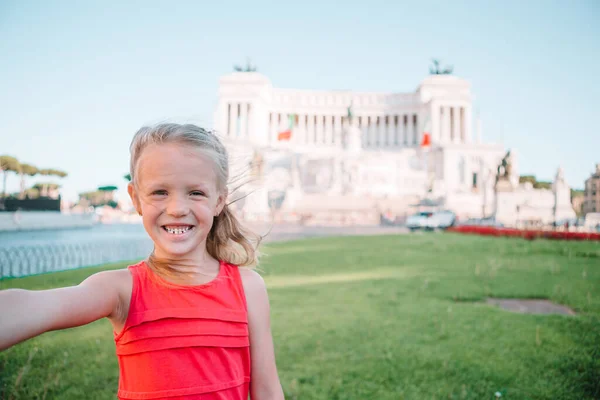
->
[[214, 61, 573, 225]]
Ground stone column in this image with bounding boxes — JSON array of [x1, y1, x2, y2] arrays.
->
[[267, 112, 272, 144], [316, 115, 323, 144], [413, 114, 419, 146], [325, 115, 332, 145], [386, 116, 394, 147], [333, 114, 341, 146], [275, 113, 283, 144], [298, 114, 306, 145], [378, 116, 385, 148], [308, 114, 317, 144], [313, 115, 319, 144], [442, 106, 450, 144], [382, 116, 388, 147], [371, 116, 375, 148], [449, 107, 455, 142], [239, 102, 248, 138], [304, 115, 311, 144], [408, 114, 414, 146], [369, 116, 375, 147], [452, 106, 460, 144], [322, 115, 329, 145], [358, 116, 365, 148], [246, 103, 253, 139], [393, 116, 399, 147], [362, 116, 368, 148], [464, 106, 472, 143], [228, 102, 237, 137], [431, 104, 440, 144], [400, 115, 406, 146], [366, 117, 372, 148], [402, 115, 409, 146]]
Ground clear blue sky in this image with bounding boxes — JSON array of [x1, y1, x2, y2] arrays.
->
[[1, 0, 598, 202]]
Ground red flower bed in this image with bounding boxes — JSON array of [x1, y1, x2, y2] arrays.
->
[[447, 226, 600, 241]]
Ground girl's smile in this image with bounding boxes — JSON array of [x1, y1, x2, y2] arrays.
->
[[162, 224, 195, 240]]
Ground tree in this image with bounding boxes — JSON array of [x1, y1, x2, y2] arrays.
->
[[37, 169, 52, 197], [519, 175, 551, 190], [571, 189, 585, 217], [53, 169, 68, 179], [519, 175, 536, 185], [0, 155, 21, 198], [571, 189, 584, 197], [533, 181, 551, 190], [19, 163, 38, 199], [24, 187, 40, 199], [79, 186, 118, 208], [32, 182, 61, 190], [124, 173, 131, 182], [79, 190, 105, 207], [98, 185, 118, 204], [37, 168, 68, 197]]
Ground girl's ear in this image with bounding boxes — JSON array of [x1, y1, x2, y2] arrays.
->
[[128, 182, 142, 215], [215, 189, 228, 216]]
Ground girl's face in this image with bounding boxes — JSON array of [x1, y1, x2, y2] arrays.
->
[[128, 142, 226, 262]]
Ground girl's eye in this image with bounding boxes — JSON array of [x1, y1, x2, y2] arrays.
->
[[152, 190, 167, 196], [191, 191, 205, 197]]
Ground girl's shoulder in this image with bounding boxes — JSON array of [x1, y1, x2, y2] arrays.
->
[[92, 268, 133, 300], [98, 267, 134, 333], [86, 267, 133, 295], [237, 267, 269, 319], [237, 267, 266, 292], [108, 267, 134, 291]]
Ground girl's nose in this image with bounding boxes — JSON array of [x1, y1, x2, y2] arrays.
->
[[167, 196, 190, 217]]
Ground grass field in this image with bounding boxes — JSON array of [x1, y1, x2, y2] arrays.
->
[[1, 233, 599, 399]]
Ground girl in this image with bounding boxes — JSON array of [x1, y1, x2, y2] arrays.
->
[[0, 123, 285, 400]]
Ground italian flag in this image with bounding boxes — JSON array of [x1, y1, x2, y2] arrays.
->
[[278, 114, 296, 141], [421, 117, 432, 148]]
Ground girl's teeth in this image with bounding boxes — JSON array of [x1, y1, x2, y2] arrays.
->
[[165, 226, 191, 234]]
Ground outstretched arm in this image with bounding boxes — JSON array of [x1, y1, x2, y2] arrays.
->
[[240, 268, 285, 400], [0, 270, 122, 351]]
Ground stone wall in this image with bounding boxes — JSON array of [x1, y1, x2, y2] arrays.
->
[[0, 211, 96, 232]]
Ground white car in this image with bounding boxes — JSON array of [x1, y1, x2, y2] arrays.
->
[[406, 210, 456, 231], [584, 213, 600, 231], [406, 212, 433, 231]]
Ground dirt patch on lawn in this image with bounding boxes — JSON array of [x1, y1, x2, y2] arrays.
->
[[486, 298, 576, 316]]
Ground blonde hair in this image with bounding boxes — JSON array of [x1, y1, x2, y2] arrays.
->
[[129, 123, 261, 276]]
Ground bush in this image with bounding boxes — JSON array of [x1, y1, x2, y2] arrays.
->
[[447, 226, 600, 241]]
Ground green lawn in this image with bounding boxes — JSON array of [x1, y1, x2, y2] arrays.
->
[[1, 233, 599, 399]]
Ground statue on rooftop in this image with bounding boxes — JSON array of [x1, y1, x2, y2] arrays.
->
[[429, 59, 453, 75]]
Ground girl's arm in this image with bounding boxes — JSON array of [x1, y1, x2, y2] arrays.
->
[[0, 269, 123, 351], [240, 269, 285, 400]]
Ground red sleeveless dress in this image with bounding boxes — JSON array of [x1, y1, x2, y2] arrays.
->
[[113, 260, 251, 399]]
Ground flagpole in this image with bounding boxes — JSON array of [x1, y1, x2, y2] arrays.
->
[[420, 116, 432, 198]]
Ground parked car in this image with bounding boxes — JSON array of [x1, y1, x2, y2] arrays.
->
[[428, 210, 456, 230], [406, 211, 433, 231], [406, 210, 456, 231], [584, 213, 600, 231]]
